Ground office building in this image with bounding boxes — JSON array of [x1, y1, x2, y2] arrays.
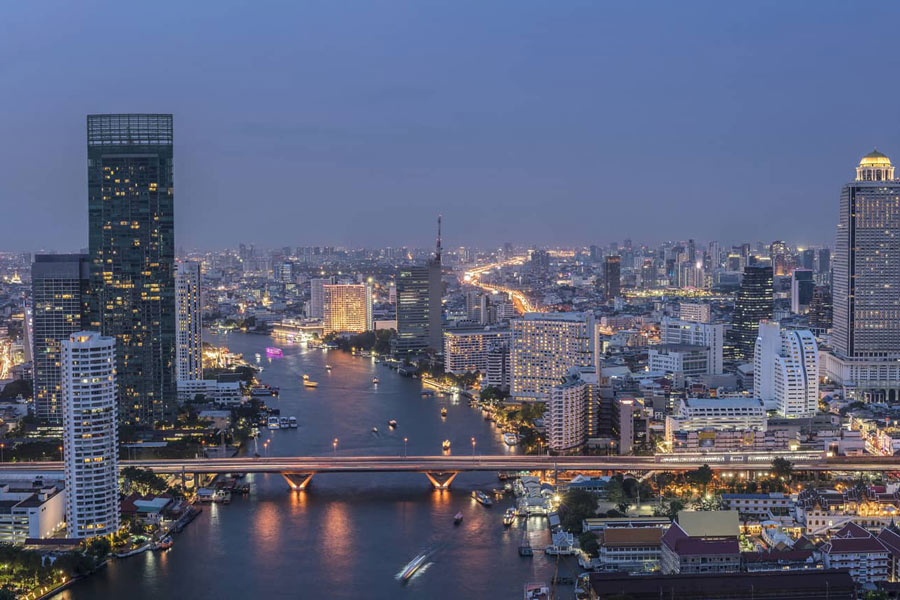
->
[[790, 269, 814, 314], [309, 277, 335, 319], [0, 480, 65, 544], [616, 397, 636, 455], [31, 254, 90, 422], [660, 317, 724, 374], [679, 302, 711, 323], [87, 114, 175, 425], [648, 344, 710, 378], [393, 219, 442, 354], [323, 283, 372, 334], [510, 312, 595, 402], [665, 397, 766, 443], [61, 332, 119, 538], [825, 150, 900, 402], [547, 369, 590, 452], [728, 265, 773, 361], [443, 328, 510, 375], [808, 285, 832, 331], [604, 256, 621, 300], [754, 321, 818, 418], [175, 262, 202, 382]]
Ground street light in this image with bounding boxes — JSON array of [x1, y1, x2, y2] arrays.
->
[[1, 443, 6, 462], [403, 437, 408, 458], [471, 437, 476, 457], [333, 438, 338, 457], [264, 441, 269, 458], [58, 446, 63, 461]]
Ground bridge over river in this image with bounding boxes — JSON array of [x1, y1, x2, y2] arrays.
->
[[0, 452, 896, 490]]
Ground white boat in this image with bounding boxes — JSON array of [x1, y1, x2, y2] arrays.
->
[[399, 553, 427, 582], [372, 377, 379, 384], [267, 416, 280, 430], [372, 427, 378, 434], [524, 583, 550, 600], [325, 365, 332, 370], [289, 416, 298, 428], [388, 419, 397, 428], [280, 417, 289, 428], [472, 490, 493, 506], [503, 433, 518, 446]]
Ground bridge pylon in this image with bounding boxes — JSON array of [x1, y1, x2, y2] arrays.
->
[[282, 472, 315, 491], [423, 471, 459, 490]]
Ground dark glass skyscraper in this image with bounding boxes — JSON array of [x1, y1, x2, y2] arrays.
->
[[392, 219, 443, 355], [87, 114, 176, 425], [604, 255, 621, 300], [32, 254, 90, 422], [729, 265, 773, 361]]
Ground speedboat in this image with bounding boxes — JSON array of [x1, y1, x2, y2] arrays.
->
[[399, 553, 427, 582], [289, 416, 298, 428], [280, 417, 289, 428], [441, 407, 447, 417], [454, 512, 463, 525], [372, 377, 379, 384], [325, 365, 332, 370], [503, 433, 518, 446], [442, 440, 451, 451], [372, 427, 378, 434], [267, 416, 280, 430], [388, 419, 397, 428], [303, 376, 319, 387]]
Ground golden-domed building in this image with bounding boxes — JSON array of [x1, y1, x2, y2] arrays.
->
[[856, 149, 894, 181]]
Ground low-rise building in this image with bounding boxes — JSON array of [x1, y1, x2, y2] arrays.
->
[[822, 521, 889, 585], [660, 511, 741, 575], [177, 380, 243, 406], [0, 480, 65, 544], [721, 493, 793, 520], [595, 527, 662, 573]]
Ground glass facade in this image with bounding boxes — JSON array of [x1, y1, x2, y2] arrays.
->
[[87, 114, 176, 425]]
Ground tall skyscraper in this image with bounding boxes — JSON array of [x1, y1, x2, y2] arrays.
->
[[32, 255, 90, 422], [323, 283, 372, 334], [393, 218, 442, 354], [175, 262, 202, 382], [604, 255, 621, 300], [87, 114, 175, 425], [61, 332, 119, 538], [825, 150, 900, 402], [754, 321, 818, 418], [809, 285, 833, 331], [510, 312, 595, 402], [790, 269, 815, 314], [729, 265, 773, 361]]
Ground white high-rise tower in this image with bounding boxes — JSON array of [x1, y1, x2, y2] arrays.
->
[[62, 331, 119, 538], [175, 262, 203, 382], [754, 321, 818, 418]]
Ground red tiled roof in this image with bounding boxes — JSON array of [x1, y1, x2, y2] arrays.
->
[[825, 537, 889, 554], [833, 521, 870, 539], [877, 528, 900, 557]]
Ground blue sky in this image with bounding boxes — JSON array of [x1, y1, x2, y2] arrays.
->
[[2, 1, 899, 250]]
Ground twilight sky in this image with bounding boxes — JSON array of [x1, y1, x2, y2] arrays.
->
[[2, 1, 900, 251]]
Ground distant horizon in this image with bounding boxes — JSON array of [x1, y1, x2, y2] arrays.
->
[[3, 2, 897, 250]]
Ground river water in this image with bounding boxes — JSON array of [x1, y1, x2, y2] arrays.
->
[[61, 331, 570, 599]]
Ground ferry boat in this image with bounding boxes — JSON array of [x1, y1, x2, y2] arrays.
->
[[388, 419, 397, 428], [302, 374, 319, 387], [471, 490, 493, 506], [503, 508, 516, 527], [250, 385, 279, 396], [280, 417, 289, 429], [399, 553, 427, 582], [288, 416, 298, 428], [267, 416, 280, 430], [441, 407, 448, 417], [503, 433, 518, 446], [442, 440, 451, 451], [454, 512, 463, 525]]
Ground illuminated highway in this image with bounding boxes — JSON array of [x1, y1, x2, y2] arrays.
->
[[462, 257, 538, 313]]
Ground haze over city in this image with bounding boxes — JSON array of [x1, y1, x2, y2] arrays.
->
[[3, 1, 900, 249]]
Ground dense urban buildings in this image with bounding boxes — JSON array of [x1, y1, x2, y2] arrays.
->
[[87, 114, 176, 424], [61, 331, 119, 538], [31, 254, 90, 422], [825, 150, 900, 402], [443, 328, 510, 375], [175, 261, 202, 382]]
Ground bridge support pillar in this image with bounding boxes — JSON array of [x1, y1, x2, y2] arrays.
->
[[282, 472, 315, 491], [424, 471, 459, 490]]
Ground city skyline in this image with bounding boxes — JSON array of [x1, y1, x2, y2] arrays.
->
[[2, 3, 900, 250]]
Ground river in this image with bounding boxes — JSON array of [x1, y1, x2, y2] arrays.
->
[[60, 331, 573, 599]]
